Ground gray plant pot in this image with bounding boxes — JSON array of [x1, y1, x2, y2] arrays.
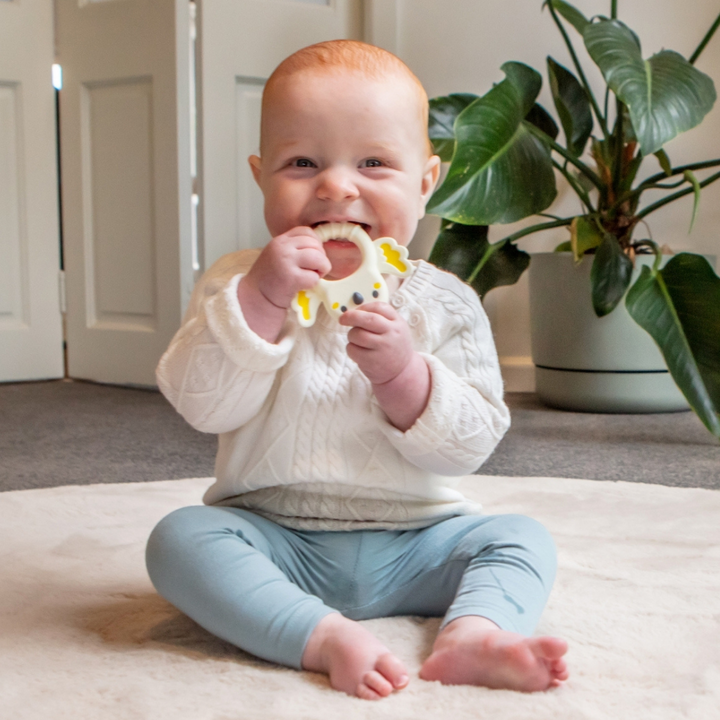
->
[[528, 252, 703, 413]]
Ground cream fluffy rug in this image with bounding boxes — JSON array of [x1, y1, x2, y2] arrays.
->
[[2, 475, 719, 720]]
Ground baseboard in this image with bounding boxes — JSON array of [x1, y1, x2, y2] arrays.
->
[[500, 356, 535, 392]]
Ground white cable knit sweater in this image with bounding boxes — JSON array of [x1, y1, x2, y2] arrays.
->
[[156, 250, 510, 530]]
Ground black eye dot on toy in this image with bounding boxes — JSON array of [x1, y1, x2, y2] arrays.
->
[[352, 292, 364, 305], [372, 290, 379, 298], [341, 306, 347, 313]]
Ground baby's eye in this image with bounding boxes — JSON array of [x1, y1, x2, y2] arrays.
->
[[362, 159, 383, 168], [293, 158, 316, 168]]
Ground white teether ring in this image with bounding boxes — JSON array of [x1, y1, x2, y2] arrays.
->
[[292, 222, 411, 327]]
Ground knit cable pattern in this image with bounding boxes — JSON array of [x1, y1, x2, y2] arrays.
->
[[156, 255, 510, 529]]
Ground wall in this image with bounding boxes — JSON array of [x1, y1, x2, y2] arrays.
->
[[368, 0, 720, 391]]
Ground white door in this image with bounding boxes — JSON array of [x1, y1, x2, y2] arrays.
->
[[0, 0, 63, 382], [57, 0, 193, 386], [197, 0, 362, 268]]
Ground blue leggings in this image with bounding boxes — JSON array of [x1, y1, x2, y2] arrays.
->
[[145, 507, 557, 669]]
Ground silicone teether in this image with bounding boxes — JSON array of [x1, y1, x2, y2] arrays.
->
[[292, 223, 411, 327]]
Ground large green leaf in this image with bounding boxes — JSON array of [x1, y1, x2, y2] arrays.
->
[[584, 19, 717, 156], [429, 222, 489, 279], [428, 222, 530, 298], [547, 57, 593, 157], [428, 93, 478, 162], [426, 62, 557, 225], [626, 254, 720, 438], [525, 102, 560, 140], [428, 94, 557, 163], [547, 0, 589, 35], [590, 234, 633, 316], [501, 61, 542, 115], [570, 216, 603, 261]]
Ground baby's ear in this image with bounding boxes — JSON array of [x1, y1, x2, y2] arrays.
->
[[419, 154, 441, 217], [248, 155, 262, 186]]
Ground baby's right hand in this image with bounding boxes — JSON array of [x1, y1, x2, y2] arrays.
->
[[245, 227, 331, 309]]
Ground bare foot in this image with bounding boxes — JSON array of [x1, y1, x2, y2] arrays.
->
[[302, 613, 409, 700], [419, 616, 569, 692]]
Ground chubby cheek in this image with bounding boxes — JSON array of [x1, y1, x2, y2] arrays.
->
[[378, 205, 419, 245], [264, 209, 292, 238], [263, 188, 304, 236], [374, 185, 424, 244]]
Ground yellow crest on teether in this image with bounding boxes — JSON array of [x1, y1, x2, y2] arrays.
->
[[291, 223, 411, 327]]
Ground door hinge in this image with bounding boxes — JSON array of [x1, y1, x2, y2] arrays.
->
[[58, 270, 67, 314]]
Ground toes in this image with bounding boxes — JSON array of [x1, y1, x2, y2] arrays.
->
[[357, 655, 409, 699], [375, 652, 409, 689], [355, 682, 382, 701], [551, 658, 569, 682], [360, 671, 393, 698], [418, 652, 442, 682], [531, 636, 568, 660]]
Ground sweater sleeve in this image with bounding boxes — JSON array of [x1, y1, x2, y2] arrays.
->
[[372, 275, 510, 476], [155, 252, 297, 434]]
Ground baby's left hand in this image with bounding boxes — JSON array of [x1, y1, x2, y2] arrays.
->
[[339, 303, 415, 386]]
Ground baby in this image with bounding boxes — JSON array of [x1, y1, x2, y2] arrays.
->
[[147, 39, 568, 700]]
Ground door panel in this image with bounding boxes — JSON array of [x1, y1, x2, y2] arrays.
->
[[234, 77, 267, 254], [0, 85, 24, 325], [57, 0, 192, 386], [0, 0, 63, 382], [82, 78, 156, 329], [198, 0, 362, 268]]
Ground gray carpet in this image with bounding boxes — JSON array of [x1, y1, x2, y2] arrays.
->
[[1, 379, 718, 492], [0, 380, 217, 491]]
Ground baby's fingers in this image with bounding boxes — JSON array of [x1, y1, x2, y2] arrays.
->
[[347, 326, 383, 350], [296, 247, 332, 277], [339, 304, 395, 332]]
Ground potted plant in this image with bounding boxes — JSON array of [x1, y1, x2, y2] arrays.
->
[[425, 0, 720, 439]]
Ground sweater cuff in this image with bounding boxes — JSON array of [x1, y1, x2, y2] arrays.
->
[[204, 273, 296, 372], [372, 353, 462, 455]]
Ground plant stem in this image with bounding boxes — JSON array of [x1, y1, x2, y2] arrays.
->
[[609, 158, 720, 212], [525, 122, 605, 189], [603, 86, 610, 120], [611, 0, 617, 19], [635, 169, 720, 220], [642, 159, 720, 186], [689, 12, 720, 65], [466, 218, 573, 285], [633, 239, 663, 272], [500, 217, 574, 242], [553, 160, 595, 212], [646, 179, 688, 190], [466, 243, 499, 285], [613, 98, 624, 192], [547, 1, 610, 139]]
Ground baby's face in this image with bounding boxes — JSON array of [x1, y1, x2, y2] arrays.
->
[[250, 69, 440, 279]]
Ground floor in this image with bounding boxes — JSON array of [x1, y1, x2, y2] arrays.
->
[[0, 379, 718, 492]]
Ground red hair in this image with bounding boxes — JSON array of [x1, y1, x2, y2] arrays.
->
[[261, 40, 432, 156]]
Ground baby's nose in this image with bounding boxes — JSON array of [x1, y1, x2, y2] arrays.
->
[[316, 167, 360, 202]]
